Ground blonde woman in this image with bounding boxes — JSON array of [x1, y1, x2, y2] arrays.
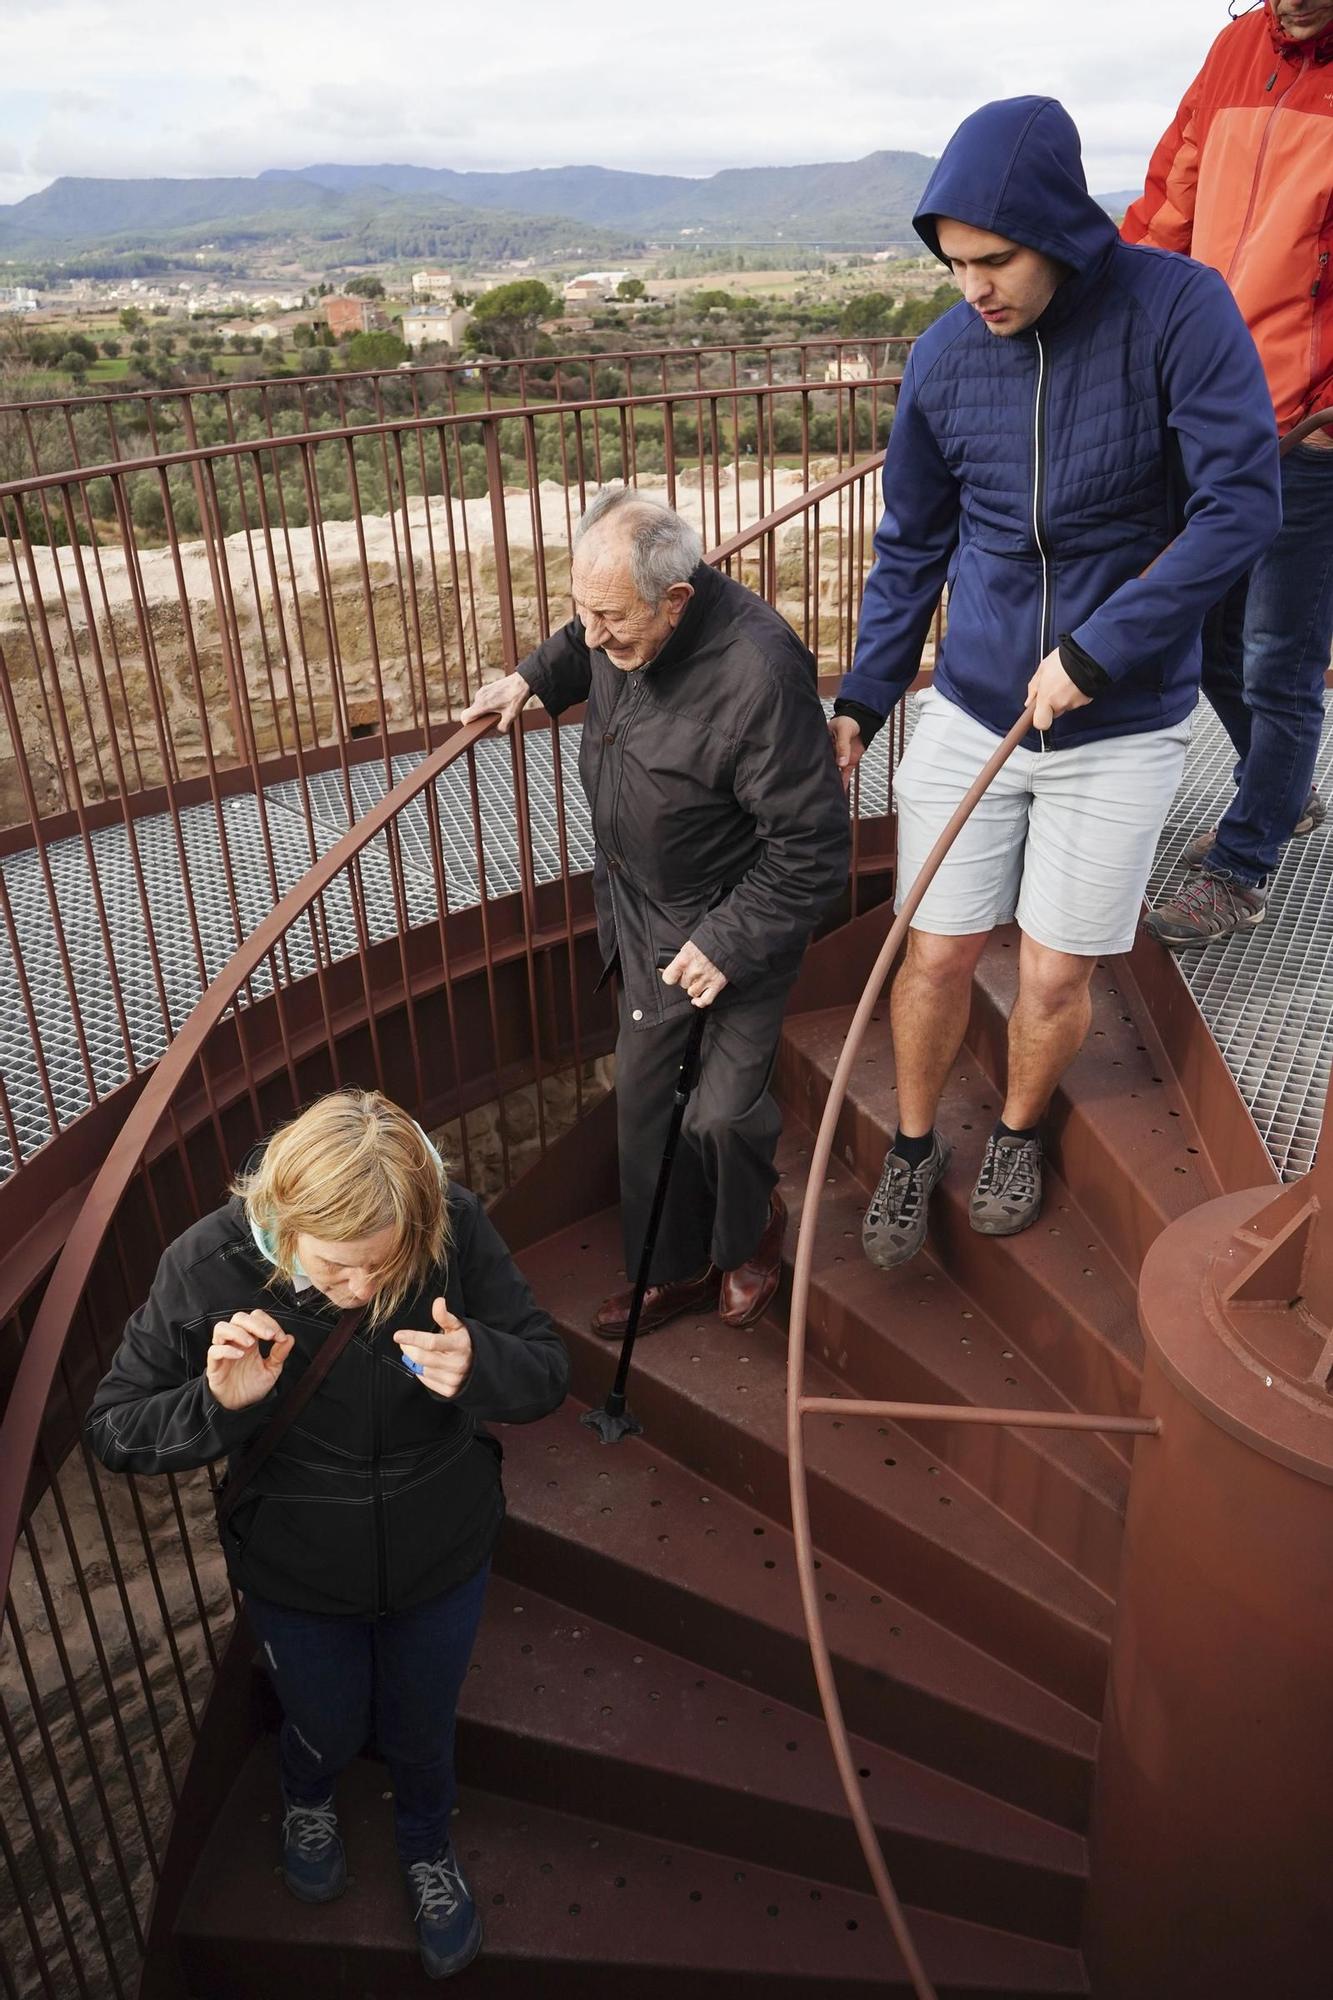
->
[[88, 1090, 568, 1981]]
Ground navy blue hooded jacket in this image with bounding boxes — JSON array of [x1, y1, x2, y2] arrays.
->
[[837, 97, 1282, 750]]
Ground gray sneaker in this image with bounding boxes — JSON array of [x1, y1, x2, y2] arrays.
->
[[969, 1134, 1044, 1238], [1183, 785, 1325, 868], [862, 1136, 951, 1270], [1145, 869, 1267, 949]]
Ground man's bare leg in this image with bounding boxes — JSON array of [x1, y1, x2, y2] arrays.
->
[[863, 926, 991, 1269], [969, 932, 1097, 1238], [1002, 933, 1097, 1129], [891, 927, 992, 1135]]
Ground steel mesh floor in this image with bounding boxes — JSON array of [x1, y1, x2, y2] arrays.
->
[[0, 730, 595, 1178], [0, 704, 1327, 1183], [1146, 704, 1333, 1182]]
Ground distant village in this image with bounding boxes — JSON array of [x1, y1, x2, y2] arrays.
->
[[0, 245, 955, 403], [2, 264, 628, 351]]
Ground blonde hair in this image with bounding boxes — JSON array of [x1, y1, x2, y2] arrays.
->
[[234, 1090, 450, 1325]]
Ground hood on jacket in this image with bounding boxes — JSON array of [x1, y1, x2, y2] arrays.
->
[[914, 96, 1119, 278], [1265, 1, 1333, 63]]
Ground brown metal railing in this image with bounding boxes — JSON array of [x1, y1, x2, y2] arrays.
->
[[0, 335, 915, 481], [783, 703, 1163, 1996], [0, 374, 899, 841], [0, 711, 612, 1999], [0, 453, 916, 1998], [0, 379, 898, 1184], [781, 408, 1333, 1996]]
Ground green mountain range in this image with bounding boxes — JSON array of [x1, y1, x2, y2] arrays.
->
[[259, 153, 940, 245], [0, 156, 1140, 270], [0, 154, 943, 266]]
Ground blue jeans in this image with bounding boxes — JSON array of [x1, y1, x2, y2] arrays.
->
[[1205, 444, 1333, 886], [244, 1562, 490, 1866]]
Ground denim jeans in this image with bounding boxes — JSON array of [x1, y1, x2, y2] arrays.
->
[[1205, 444, 1333, 886], [244, 1561, 490, 1865]]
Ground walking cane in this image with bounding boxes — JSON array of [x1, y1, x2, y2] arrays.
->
[[581, 960, 709, 1446]]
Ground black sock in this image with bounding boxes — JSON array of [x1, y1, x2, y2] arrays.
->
[[894, 1127, 936, 1168], [995, 1119, 1040, 1143]]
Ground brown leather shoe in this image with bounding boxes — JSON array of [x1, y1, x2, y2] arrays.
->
[[718, 1191, 788, 1329], [591, 1266, 719, 1340]]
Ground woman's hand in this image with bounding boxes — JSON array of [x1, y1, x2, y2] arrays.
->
[[206, 1309, 294, 1410], [394, 1298, 474, 1398]]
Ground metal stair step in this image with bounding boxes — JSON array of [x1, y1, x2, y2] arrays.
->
[[773, 1124, 1130, 1598], [497, 1398, 1097, 1831], [519, 1214, 1113, 1717], [777, 1006, 1145, 1429], [457, 1581, 1087, 1942], [174, 1741, 1090, 1997]]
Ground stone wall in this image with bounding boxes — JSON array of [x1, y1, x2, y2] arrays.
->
[[431, 1055, 615, 1201]]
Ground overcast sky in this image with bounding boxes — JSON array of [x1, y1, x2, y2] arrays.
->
[[0, 0, 1256, 209]]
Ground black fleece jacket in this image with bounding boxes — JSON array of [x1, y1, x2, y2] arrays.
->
[[86, 1183, 567, 1617], [520, 562, 850, 1029]]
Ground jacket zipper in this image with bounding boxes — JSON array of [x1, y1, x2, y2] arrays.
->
[[1032, 330, 1052, 749], [370, 1338, 388, 1616], [1313, 244, 1330, 395], [609, 673, 652, 1018], [1226, 56, 1308, 287]]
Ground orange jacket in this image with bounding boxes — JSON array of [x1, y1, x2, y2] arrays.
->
[[1122, 2, 1333, 433]]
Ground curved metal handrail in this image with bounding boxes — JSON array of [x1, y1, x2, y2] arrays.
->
[[782, 407, 1327, 1992], [0, 713, 491, 1600], [786, 705, 1038, 1997], [1282, 406, 1333, 450], [0, 442, 897, 1596]]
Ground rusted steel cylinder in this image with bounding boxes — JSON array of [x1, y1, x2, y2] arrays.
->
[[1085, 1188, 1333, 1999]]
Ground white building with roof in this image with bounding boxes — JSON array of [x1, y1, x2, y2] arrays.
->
[[401, 305, 472, 350], [411, 270, 455, 300]]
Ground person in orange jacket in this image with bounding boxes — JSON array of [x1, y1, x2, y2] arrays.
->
[[1126, 0, 1333, 948]]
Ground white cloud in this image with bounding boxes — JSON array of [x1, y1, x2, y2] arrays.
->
[[0, 0, 1245, 201]]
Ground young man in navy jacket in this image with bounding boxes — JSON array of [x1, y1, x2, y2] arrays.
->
[[828, 96, 1281, 1267]]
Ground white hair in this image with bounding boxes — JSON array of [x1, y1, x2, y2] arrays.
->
[[573, 488, 704, 606]]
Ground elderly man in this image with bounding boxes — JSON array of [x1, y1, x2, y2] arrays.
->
[[1126, 0, 1333, 947], [461, 489, 849, 1333], [828, 96, 1280, 1269]]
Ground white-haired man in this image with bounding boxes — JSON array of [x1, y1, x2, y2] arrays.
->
[[462, 490, 849, 1334]]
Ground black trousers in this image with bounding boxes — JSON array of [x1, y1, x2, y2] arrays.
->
[[613, 975, 792, 1286]]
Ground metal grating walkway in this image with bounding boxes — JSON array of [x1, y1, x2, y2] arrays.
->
[[0, 729, 596, 1180], [0, 705, 1328, 1183], [1146, 704, 1333, 1183]]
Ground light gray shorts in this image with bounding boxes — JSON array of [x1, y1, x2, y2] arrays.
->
[[893, 690, 1192, 957]]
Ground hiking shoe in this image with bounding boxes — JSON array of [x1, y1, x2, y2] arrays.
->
[[1145, 870, 1267, 949], [1183, 785, 1325, 868], [405, 1845, 483, 1980], [969, 1134, 1044, 1238], [862, 1136, 951, 1270], [281, 1796, 346, 1904]]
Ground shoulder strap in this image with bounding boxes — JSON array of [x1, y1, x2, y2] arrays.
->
[[216, 1305, 365, 1530]]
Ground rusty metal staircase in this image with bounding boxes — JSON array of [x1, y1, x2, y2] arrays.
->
[[169, 913, 1234, 1997]]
